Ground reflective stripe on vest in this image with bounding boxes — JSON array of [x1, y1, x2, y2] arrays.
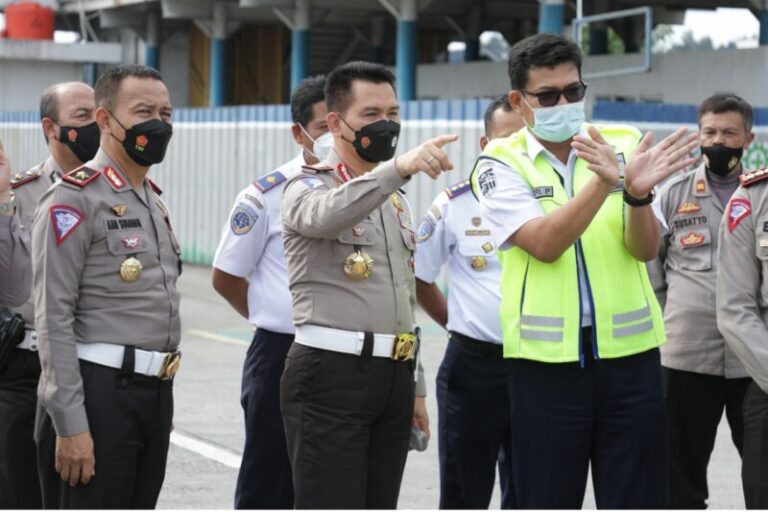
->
[[475, 124, 666, 362]]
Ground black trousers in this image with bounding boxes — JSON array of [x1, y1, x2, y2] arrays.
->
[[36, 355, 174, 509], [663, 367, 750, 509], [234, 328, 294, 509], [280, 341, 415, 509], [436, 333, 515, 509], [507, 338, 667, 509], [743, 381, 768, 509], [0, 348, 42, 508]]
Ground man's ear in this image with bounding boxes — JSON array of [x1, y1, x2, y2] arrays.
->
[[291, 123, 303, 146], [508, 90, 523, 114], [42, 118, 57, 143], [480, 135, 488, 151], [95, 107, 112, 134], [745, 131, 756, 149], [326, 112, 343, 137]]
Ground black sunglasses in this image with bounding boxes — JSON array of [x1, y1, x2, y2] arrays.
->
[[521, 83, 588, 107]]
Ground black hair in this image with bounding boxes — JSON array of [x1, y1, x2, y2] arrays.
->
[[94, 64, 164, 111], [483, 95, 513, 136], [325, 61, 396, 113], [507, 33, 583, 90], [291, 75, 327, 126], [698, 93, 754, 131]]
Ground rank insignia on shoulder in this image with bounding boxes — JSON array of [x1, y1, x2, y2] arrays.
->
[[740, 167, 768, 188], [695, 179, 707, 194], [254, 171, 286, 192], [49, 204, 85, 245], [445, 179, 472, 199], [676, 201, 701, 214], [10, 170, 41, 189], [62, 166, 99, 188]]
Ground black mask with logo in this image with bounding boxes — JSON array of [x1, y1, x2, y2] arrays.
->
[[56, 122, 100, 163], [340, 117, 400, 163], [701, 144, 744, 177], [109, 112, 173, 166]]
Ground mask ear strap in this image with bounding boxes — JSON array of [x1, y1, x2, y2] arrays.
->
[[337, 115, 357, 146], [298, 123, 316, 144]]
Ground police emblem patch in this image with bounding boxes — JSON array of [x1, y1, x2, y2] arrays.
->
[[122, 236, 141, 249], [50, 204, 85, 245], [231, 205, 259, 236], [728, 198, 751, 232], [416, 217, 436, 242]]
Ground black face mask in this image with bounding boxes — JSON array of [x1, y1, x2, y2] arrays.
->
[[340, 117, 400, 163], [56, 122, 100, 163], [109, 112, 173, 166], [701, 144, 743, 177]]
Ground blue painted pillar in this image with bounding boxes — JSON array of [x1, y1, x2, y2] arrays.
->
[[396, 0, 417, 101], [761, 4, 768, 46], [210, 1, 227, 107], [145, 11, 160, 69], [538, 0, 564, 35], [290, 0, 311, 91]]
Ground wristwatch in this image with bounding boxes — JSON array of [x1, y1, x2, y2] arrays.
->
[[0, 193, 15, 216], [623, 187, 654, 207]]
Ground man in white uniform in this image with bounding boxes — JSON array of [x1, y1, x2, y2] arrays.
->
[[415, 96, 523, 509], [211, 75, 328, 509]]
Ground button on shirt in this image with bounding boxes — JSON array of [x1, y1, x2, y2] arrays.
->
[[213, 153, 307, 335], [32, 149, 181, 437], [415, 185, 502, 343], [478, 127, 667, 327]]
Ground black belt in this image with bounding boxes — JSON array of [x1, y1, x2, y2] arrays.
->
[[450, 331, 503, 357]]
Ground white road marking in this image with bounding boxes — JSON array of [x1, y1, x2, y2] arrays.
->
[[187, 329, 250, 347], [170, 431, 242, 469]]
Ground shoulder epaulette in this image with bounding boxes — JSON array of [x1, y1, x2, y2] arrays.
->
[[148, 178, 163, 195], [445, 179, 472, 199], [254, 170, 287, 192], [10, 170, 42, 189], [740, 167, 768, 188], [62, 166, 100, 188], [300, 164, 333, 174]]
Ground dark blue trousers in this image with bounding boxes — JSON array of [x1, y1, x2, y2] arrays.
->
[[506, 338, 667, 509], [234, 328, 294, 509], [437, 333, 516, 509]]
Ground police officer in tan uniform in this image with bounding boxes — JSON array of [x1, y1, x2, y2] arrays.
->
[[717, 165, 768, 509], [281, 61, 456, 508], [650, 94, 754, 508], [33, 65, 179, 509], [0, 82, 99, 509], [0, 139, 31, 306]]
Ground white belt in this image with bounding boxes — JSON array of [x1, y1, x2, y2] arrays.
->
[[294, 324, 416, 360], [16, 330, 39, 351], [76, 342, 180, 379]]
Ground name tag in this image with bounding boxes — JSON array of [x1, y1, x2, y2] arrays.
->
[[532, 186, 554, 199]]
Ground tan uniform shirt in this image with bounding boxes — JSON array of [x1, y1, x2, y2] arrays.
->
[[282, 150, 426, 395], [32, 149, 181, 436], [6, 157, 62, 323], [0, 213, 31, 307], [649, 164, 747, 378], [717, 171, 768, 393]]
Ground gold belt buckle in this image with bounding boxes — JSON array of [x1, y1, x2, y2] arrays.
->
[[391, 333, 417, 361], [158, 351, 182, 380]]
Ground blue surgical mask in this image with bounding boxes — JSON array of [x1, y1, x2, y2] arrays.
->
[[523, 97, 586, 143]]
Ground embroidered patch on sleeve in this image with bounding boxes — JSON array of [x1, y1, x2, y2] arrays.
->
[[230, 205, 259, 236], [727, 197, 751, 232], [50, 205, 85, 245]]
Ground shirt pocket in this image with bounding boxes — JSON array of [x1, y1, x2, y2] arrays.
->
[[674, 226, 712, 271], [334, 221, 377, 261], [106, 230, 152, 257], [458, 239, 495, 271]]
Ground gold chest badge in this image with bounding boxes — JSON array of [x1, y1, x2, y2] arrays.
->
[[344, 250, 374, 281], [120, 256, 143, 282], [470, 256, 487, 271]]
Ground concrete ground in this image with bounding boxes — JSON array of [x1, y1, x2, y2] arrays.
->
[[157, 264, 744, 509]]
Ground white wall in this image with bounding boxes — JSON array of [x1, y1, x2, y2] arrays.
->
[[417, 47, 768, 108], [0, 60, 83, 111]]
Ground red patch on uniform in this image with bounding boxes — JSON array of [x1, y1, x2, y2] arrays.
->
[[122, 236, 140, 249], [680, 232, 705, 247], [361, 136, 371, 149], [49, 205, 85, 245], [728, 198, 751, 232], [103, 166, 126, 190], [136, 135, 148, 148], [67, 129, 78, 142]]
